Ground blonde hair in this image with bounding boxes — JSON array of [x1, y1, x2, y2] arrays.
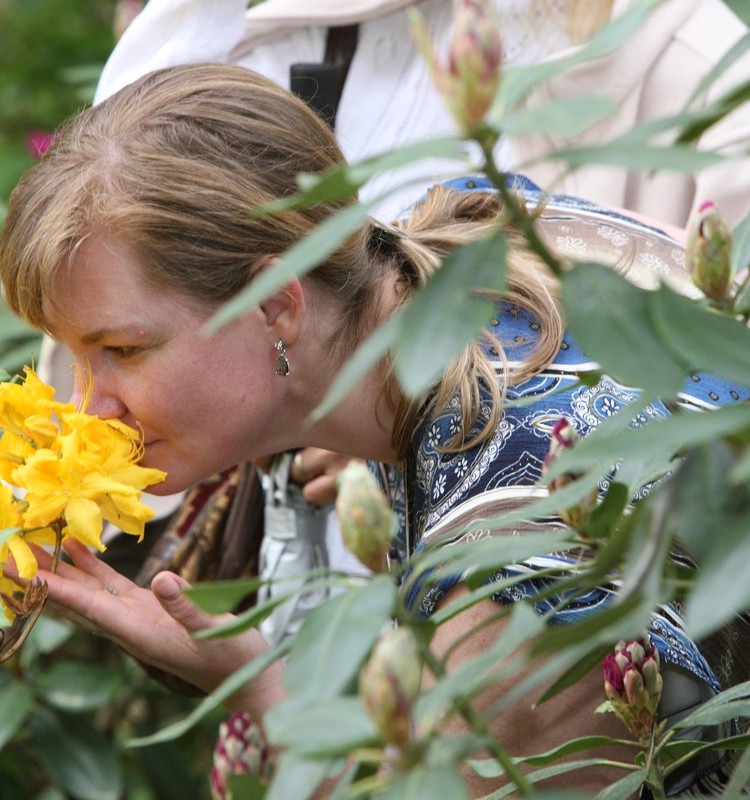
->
[[0, 63, 563, 461]]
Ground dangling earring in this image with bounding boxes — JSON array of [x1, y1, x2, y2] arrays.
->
[[275, 340, 290, 376]]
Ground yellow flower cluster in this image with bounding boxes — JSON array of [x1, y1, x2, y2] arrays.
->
[[0, 367, 166, 622]]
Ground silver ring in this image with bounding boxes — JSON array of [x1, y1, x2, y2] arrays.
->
[[103, 585, 118, 596]]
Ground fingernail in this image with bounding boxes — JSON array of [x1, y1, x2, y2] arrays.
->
[[153, 572, 181, 600]]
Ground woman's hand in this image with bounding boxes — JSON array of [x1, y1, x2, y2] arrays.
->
[[289, 448, 360, 506], [11, 540, 284, 716]]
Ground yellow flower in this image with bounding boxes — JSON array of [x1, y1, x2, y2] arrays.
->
[[0, 484, 56, 583]]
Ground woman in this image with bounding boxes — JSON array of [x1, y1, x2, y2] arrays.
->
[[0, 64, 743, 796]]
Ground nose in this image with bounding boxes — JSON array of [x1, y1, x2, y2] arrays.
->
[[69, 375, 128, 420]]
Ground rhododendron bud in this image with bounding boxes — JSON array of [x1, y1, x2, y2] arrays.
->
[[26, 131, 54, 160], [410, 0, 502, 133], [602, 633, 663, 739], [335, 461, 394, 572], [359, 626, 422, 749], [686, 201, 733, 301], [542, 418, 597, 533], [211, 711, 271, 800]]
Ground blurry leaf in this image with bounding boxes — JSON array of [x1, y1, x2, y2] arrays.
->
[[535, 645, 610, 706], [0, 681, 33, 750], [673, 700, 750, 729], [30, 710, 122, 800], [128, 638, 291, 747], [19, 615, 75, 671], [254, 137, 468, 215], [380, 764, 469, 800], [394, 231, 508, 395], [34, 661, 122, 712], [561, 264, 685, 395], [663, 732, 750, 763], [266, 753, 334, 800], [585, 482, 629, 540], [553, 143, 723, 173], [226, 773, 267, 799], [650, 284, 750, 387], [684, 32, 750, 108], [676, 77, 750, 145], [726, 743, 750, 796], [501, 95, 617, 137], [494, 0, 659, 111], [593, 768, 648, 800], [137, 741, 215, 800], [206, 198, 381, 332], [490, 759, 641, 797], [186, 577, 264, 613], [265, 696, 377, 756], [731, 208, 750, 276], [685, 516, 750, 637], [285, 575, 396, 702]]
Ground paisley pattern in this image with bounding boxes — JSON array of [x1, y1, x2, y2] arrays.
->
[[377, 176, 750, 697]]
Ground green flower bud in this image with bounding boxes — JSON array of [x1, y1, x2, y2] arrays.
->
[[686, 201, 733, 301], [335, 461, 394, 572], [410, 0, 502, 133], [359, 626, 423, 749]]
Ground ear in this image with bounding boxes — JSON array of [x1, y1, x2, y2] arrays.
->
[[254, 257, 306, 347]]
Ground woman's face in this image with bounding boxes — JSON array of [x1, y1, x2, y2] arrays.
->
[[45, 236, 285, 494]]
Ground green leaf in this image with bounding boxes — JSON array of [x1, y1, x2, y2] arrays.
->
[[731, 208, 750, 276], [552, 143, 723, 173], [501, 95, 617, 137], [593, 768, 649, 800], [252, 136, 467, 215], [205, 198, 381, 332], [284, 575, 396, 702], [684, 509, 750, 638], [226, 773, 268, 799], [650, 284, 750, 387], [725, 742, 750, 796], [676, 77, 750, 145], [670, 680, 750, 730], [394, 232, 508, 395], [127, 637, 291, 747], [264, 696, 377, 756], [535, 646, 611, 707], [19, 615, 75, 671], [683, 31, 750, 108], [380, 764, 469, 800], [0, 680, 33, 750], [585, 482, 629, 541], [34, 661, 122, 712], [266, 753, 335, 800], [520, 735, 635, 767], [30, 710, 122, 800], [185, 577, 264, 613], [561, 263, 686, 396]]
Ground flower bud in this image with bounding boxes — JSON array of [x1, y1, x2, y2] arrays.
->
[[210, 711, 270, 800], [686, 201, 733, 302], [602, 633, 663, 739], [359, 626, 422, 749], [410, 0, 502, 133], [335, 461, 394, 572], [542, 418, 597, 533]]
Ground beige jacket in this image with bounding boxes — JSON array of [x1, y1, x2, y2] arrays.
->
[[508, 0, 750, 228]]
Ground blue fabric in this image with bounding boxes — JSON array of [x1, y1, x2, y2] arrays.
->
[[377, 175, 750, 696]]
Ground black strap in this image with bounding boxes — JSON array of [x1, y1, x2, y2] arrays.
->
[[290, 24, 359, 129]]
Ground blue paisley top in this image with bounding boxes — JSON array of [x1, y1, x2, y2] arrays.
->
[[377, 176, 750, 700]]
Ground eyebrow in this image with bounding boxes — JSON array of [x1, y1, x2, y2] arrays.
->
[[80, 326, 147, 345]]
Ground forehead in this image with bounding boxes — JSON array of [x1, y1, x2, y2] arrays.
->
[[44, 235, 209, 338]]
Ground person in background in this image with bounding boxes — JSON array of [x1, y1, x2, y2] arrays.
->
[[2, 63, 747, 797]]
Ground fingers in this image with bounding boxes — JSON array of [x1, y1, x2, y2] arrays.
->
[[290, 449, 361, 502], [151, 571, 230, 635], [300, 473, 338, 505]]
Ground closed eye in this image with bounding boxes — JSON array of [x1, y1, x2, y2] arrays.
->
[[104, 346, 141, 360]]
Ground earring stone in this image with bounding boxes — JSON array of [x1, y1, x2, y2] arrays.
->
[[275, 340, 290, 376]]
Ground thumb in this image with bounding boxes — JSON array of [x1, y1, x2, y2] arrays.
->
[[151, 571, 218, 633]]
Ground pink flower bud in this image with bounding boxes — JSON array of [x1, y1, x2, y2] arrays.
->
[[26, 131, 55, 160], [602, 633, 663, 740], [359, 626, 422, 749], [686, 201, 733, 301], [542, 418, 598, 533], [335, 462, 394, 572], [210, 711, 270, 800], [410, 0, 502, 133]]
